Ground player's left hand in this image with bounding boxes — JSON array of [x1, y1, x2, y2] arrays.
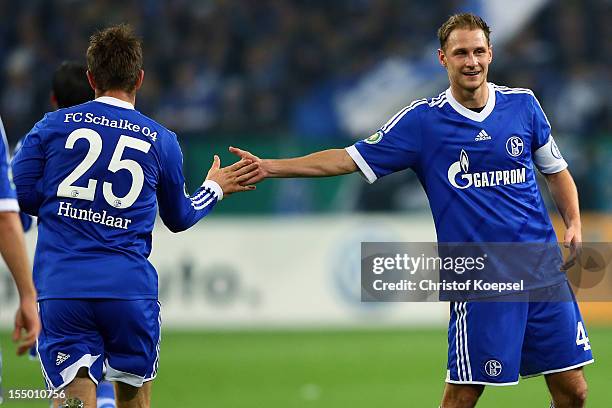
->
[[561, 224, 582, 271], [13, 297, 41, 356]]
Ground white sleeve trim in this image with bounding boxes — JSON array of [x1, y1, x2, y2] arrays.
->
[[0, 198, 19, 212], [533, 135, 568, 174], [345, 146, 378, 184], [201, 180, 223, 201]]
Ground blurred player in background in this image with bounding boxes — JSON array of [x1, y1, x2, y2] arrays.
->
[[230, 13, 592, 408], [18, 61, 95, 232], [0, 116, 40, 352], [12, 24, 257, 408], [0, 114, 41, 401], [51, 61, 96, 110], [17, 61, 116, 408]]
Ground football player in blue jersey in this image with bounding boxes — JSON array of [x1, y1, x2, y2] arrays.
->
[[12, 25, 257, 408], [230, 13, 591, 408], [0, 116, 40, 356], [19, 61, 118, 408]]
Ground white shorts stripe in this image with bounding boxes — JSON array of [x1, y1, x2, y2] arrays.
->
[[36, 339, 53, 389], [453, 303, 460, 380], [461, 302, 472, 381], [459, 302, 468, 381], [454, 302, 466, 381], [151, 302, 162, 379]]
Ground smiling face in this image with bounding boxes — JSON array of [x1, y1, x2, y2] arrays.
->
[[438, 28, 492, 95]]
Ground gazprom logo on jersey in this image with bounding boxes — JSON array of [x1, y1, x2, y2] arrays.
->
[[447, 150, 526, 190]]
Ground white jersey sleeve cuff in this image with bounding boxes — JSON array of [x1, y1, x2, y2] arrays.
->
[[0, 198, 20, 212], [345, 145, 377, 184], [201, 180, 223, 201], [533, 136, 568, 174]]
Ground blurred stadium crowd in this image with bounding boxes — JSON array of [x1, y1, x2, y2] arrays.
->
[[0, 0, 610, 210]]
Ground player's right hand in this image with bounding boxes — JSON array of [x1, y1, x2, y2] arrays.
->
[[561, 224, 583, 271], [13, 297, 40, 356], [205, 155, 258, 197], [228, 146, 268, 185]]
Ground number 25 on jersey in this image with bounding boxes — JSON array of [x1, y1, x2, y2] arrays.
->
[[57, 128, 150, 209]]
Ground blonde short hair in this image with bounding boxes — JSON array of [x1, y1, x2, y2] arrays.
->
[[437, 13, 491, 50]]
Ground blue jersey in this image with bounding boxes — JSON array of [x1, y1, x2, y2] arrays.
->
[[12, 97, 222, 300], [347, 83, 568, 287], [0, 117, 19, 212]]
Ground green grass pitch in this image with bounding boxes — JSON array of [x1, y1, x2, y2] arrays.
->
[[1, 327, 611, 407]]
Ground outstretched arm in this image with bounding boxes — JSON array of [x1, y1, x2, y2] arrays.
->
[[229, 146, 357, 184], [544, 169, 581, 268], [158, 132, 258, 233], [158, 154, 258, 233]]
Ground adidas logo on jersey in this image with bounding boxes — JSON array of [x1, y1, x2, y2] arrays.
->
[[475, 130, 491, 141], [56, 352, 70, 365]]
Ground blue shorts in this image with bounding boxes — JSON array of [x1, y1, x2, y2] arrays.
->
[[37, 299, 161, 390], [446, 282, 594, 385]]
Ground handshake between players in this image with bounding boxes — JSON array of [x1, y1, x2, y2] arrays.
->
[[204, 155, 258, 197]]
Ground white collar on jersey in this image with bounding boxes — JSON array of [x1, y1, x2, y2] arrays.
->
[[445, 82, 495, 122], [94, 96, 135, 110]]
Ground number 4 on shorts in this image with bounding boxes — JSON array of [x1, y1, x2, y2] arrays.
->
[[576, 321, 591, 351]]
